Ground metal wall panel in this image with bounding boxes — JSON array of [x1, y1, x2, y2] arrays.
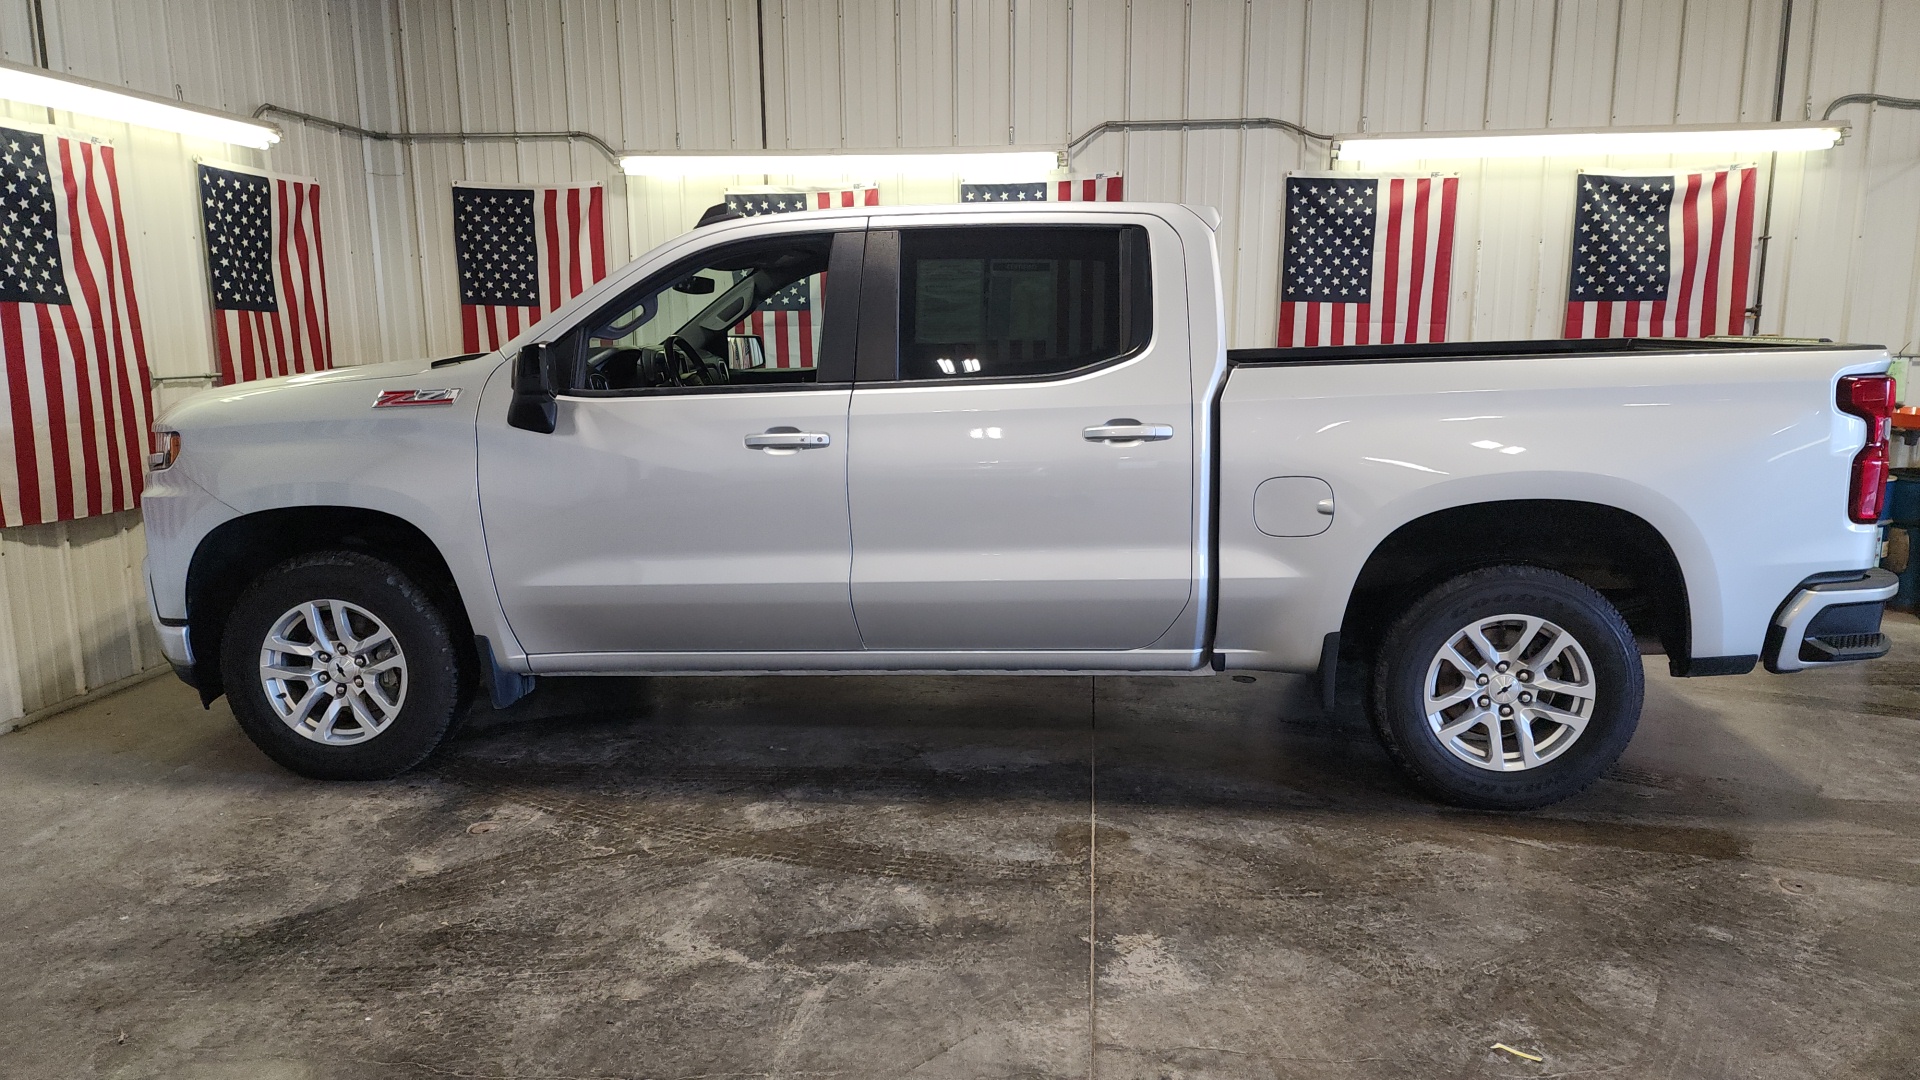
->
[[898, 0, 957, 147], [1674, 0, 1760, 124], [841, 0, 899, 148], [1611, 0, 1685, 125], [1363, 1, 1431, 134], [780, 0, 845, 149], [954, 0, 1011, 147], [1485, 0, 1558, 128], [1424, 0, 1493, 131], [1012, 0, 1069, 146], [0, 512, 156, 731]]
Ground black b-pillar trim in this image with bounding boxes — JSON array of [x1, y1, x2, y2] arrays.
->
[[815, 229, 866, 384], [854, 229, 900, 384]]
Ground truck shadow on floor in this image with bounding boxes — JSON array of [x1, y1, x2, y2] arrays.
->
[[426, 654, 1884, 865]]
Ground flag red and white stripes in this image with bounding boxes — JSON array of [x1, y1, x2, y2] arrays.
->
[[457, 183, 607, 353], [200, 165, 332, 385], [811, 186, 879, 210], [1563, 167, 1757, 338], [746, 303, 818, 369], [1278, 174, 1459, 347], [1055, 176, 1124, 202], [0, 126, 151, 528]]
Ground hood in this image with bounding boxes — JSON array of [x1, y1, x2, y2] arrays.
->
[[158, 352, 503, 430], [159, 353, 497, 423]]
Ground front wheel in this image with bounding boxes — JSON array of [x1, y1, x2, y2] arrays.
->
[[1369, 565, 1644, 810], [221, 551, 465, 780]]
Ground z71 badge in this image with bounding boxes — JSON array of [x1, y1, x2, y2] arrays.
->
[[373, 388, 461, 408]]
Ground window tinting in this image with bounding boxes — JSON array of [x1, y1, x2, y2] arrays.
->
[[896, 225, 1150, 380]]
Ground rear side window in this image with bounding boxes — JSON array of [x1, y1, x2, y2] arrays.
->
[[897, 225, 1151, 381]]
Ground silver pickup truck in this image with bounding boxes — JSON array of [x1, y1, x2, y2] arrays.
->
[[143, 201, 1897, 809]]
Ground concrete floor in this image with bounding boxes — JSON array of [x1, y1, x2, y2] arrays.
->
[[3, 621, 1919, 1080]]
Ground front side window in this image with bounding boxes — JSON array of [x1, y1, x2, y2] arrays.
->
[[897, 225, 1151, 381], [573, 234, 835, 391]]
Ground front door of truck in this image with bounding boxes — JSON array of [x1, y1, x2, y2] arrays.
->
[[846, 218, 1197, 652], [476, 228, 865, 660]]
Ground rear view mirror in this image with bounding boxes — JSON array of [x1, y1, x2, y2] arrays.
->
[[673, 276, 717, 295], [507, 343, 559, 434]]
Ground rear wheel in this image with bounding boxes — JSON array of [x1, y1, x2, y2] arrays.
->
[[1369, 565, 1643, 810], [221, 551, 464, 780]]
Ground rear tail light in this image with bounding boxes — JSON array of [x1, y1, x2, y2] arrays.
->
[[1837, 374, 1896, 523]]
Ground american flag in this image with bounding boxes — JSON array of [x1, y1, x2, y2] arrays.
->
[[455, 183, 606, 353], [959, 177, 1124, 203], [0, 124, 150, 529], [1564, 168, 1757, 338], [199, 165, 331, 385], [961, 182, 1048, 202], [1055, 175, 1123, 201], [720, 187, 879, 368], [1278, 174, 1458, 346], [723, 186, 879, 216]]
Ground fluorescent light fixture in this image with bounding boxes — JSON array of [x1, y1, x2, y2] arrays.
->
[[1333, 122, 1845, 164], [620, 148, 1060, 181], [0, 59, 280, 148]]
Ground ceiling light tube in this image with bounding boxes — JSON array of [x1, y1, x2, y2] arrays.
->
[[620, 148, 1062, 181], [0, 60, 280, 148], [1333, 122, 1845, 164]]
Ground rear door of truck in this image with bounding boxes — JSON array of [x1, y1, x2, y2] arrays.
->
[[844, 213, 1197, 652]]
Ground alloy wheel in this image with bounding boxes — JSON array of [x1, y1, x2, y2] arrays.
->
[[1421, 613, 1597, 772], [257, 599, 409, 745]]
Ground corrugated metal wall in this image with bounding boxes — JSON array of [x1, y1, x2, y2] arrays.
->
[[379, 0, 1918, 353], [0, 0, 412, 727], [3, 0, 1917, 729]]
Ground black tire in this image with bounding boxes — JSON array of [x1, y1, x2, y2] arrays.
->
[[1369, 565, 1643, 810], [220, 551, 465, 780]]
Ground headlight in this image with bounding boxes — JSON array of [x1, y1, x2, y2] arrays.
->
[[149, 427, 181, 471]]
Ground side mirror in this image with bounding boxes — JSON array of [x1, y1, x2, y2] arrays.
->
[[506, 343, 559, 434], [727, 334, 767, 370], [672, 275, 717, 295]]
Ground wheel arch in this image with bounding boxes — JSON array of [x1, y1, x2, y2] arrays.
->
[[185, 506, 475, 703], [1337, 499, 1692, 671]]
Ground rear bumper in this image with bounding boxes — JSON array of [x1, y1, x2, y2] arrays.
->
[[1763, 568, 1897, 673]]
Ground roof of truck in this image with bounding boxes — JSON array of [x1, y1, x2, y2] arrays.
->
[[694, 199, 1220, 229]]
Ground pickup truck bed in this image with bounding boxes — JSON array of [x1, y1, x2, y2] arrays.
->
[[1215, 335, 1888, 676]]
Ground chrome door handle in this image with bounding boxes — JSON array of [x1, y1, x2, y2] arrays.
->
[[745, 429, 831, 450], [1083, 419, 1174, 443]]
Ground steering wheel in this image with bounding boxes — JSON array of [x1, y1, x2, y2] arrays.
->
[[664, 334, 728, 387], [583, 346, 647, 390]]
